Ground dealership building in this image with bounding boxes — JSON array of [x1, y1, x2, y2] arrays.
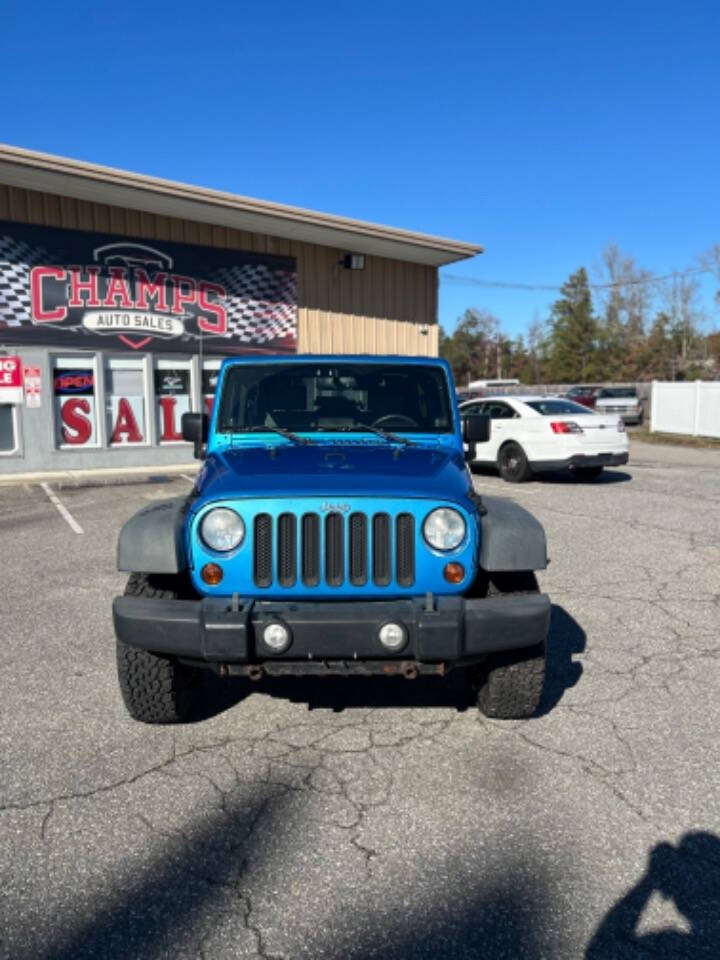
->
[[0, 145, 481, 475]]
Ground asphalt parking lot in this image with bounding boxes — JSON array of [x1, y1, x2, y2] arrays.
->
[[1, 440, 719, 960]]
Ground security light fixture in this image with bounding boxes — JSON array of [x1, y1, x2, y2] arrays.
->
[[342, 253, 366, 270]]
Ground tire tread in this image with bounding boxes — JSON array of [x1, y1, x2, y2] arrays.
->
[[117, 573, 200, 724], [474, 571, 546, 719]]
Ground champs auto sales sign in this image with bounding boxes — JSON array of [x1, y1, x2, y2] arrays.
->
[[0, 221, 297, 353]]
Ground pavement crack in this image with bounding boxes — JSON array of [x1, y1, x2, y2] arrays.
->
[[0, 737, 241, 815], [39, 802, 53, 842]]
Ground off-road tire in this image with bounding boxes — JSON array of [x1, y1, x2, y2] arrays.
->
[[116, 573, 202, 724], [571, 465, 603, 481], [473, 571, 546, 719], [497, 442, 533, 483]]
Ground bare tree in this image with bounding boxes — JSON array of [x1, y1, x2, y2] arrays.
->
[[698, 244, 720, 304], [595, 243, 654, 339], [660, 272, 706, 375]]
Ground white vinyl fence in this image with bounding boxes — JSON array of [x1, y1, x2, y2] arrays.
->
[[651, 381, 720, 439]]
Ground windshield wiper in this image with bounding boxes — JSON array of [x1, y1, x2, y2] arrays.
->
[[243, 425, 310, 445], [335, 424, 415, 446]]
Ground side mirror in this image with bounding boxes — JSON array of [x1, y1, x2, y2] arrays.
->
[[462, 413, 490, 444], [181, 412, 209, 460]]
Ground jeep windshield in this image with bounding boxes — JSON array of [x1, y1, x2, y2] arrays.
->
[[217, 363, 454, 435]]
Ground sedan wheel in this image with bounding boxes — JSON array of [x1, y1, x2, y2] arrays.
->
[[497, 442, 532, 483]]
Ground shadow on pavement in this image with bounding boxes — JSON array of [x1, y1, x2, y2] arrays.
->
[[24, 781, 553, 960], [194, 667, 476, 720], [536, 604, 586, 717], [341, 873, 549, 959], [586, 832, 720, 959], [532, 469, 632, 486], [471, 465, 632, 485], [28, 790, 290, 960]]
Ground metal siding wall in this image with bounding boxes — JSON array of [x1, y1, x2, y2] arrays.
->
[[0, 184, 438, 356], [0, 185, 438, 356]]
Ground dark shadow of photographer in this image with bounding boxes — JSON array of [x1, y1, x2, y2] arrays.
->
[[586, 833, 720, 959]]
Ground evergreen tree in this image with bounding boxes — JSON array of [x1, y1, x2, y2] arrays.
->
[[439, 309, 500, 384], [548, 267, 597, 381]]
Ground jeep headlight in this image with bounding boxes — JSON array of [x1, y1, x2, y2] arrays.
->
[[200, 508, 245, 552], [422, 508, 466, 551]]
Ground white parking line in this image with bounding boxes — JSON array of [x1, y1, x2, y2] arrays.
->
[[473, 482, 537, 496], [181, 474, 196, 484], [39, 482, 84, 535]]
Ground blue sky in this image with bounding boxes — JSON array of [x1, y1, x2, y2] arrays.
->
[[2, 0, 718, 337]]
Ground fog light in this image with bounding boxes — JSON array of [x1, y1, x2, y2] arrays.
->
[[443, 562, 465, 584], [201, 563, 223, 585], [378, 622, 407, 652], [263, 621, 291, 652]]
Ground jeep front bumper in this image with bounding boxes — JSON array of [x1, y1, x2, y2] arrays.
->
[[112, 593, 551, 670]]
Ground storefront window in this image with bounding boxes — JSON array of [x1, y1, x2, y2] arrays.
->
[[105, 357, 148, 445], [154, 358, 193, 444], [202, 360, 222, 418], [0, 404, 19, 454], [53, 356, 99, 448]]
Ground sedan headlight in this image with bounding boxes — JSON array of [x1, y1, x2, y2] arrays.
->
[[423, 508, 466, 551], [200, 508, 245, 552]]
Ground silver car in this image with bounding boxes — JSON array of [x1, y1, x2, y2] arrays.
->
[[595, 387, 643, 425]]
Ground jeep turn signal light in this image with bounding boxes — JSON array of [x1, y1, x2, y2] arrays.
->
[[443, 562, 465, 584], [201, 563, 224, 585]]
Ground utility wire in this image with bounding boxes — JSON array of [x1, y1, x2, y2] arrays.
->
[[440, 265, 712, 293]]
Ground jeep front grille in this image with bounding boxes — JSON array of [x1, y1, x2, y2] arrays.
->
[[396, 514, 415, 587], [253, 510, 415, 589], [301, 514, 320, 587], [277, 513, 296, 587], [349, 512, 368, 586], [324, 513, 344, 587], [253, 514, 273, 588]]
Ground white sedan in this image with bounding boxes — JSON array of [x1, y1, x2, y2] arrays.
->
[[459, 395, 629, 482]]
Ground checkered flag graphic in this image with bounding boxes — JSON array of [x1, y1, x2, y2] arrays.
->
[[212, 263, 296, 344], [0, 235, 49, 327]]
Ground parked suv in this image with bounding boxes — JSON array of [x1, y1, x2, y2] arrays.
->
[[113, 356, 551, 724], [595, 387, 643, 425]]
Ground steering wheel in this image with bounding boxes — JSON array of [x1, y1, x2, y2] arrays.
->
[[371, 413, 420, 429]]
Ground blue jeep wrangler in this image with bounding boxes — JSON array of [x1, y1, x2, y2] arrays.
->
[[113, 356, 551, 723]]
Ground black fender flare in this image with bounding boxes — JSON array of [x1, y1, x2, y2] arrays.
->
[[478, 495, 548, 572], [117, 497, 189, 574]]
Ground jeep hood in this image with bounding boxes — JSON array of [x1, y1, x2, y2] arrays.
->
[[194, 443, 470, 505]]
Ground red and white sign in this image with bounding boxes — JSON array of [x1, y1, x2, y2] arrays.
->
[[23, 365, 41, 408], [57, 396, 97, 446], [0, 356, 24, 403]]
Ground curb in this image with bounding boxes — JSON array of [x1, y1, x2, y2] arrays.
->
[[0, 464, 197, 486]]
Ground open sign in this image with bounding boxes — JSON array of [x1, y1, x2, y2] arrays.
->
[[53, 370, 95, 395]]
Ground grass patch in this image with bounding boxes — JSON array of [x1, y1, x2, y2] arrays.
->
[[630, 428, 720, 449]]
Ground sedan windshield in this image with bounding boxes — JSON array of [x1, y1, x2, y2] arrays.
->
[[525, 399, 595, 415], [217, 363, 454, 434]]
